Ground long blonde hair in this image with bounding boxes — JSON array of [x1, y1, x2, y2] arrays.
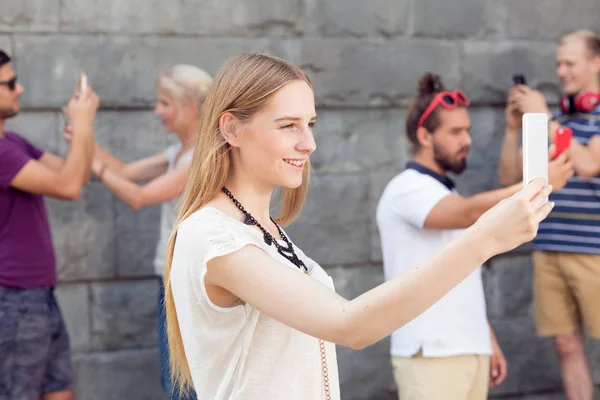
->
[[162, 53, 313, 394]]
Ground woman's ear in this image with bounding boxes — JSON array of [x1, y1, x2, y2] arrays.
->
[[219, 112, 240, 147]]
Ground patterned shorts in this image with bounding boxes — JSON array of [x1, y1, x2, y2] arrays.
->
[[0, 286, 73, 400]]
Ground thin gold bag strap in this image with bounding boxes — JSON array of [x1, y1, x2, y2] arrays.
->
[[319, 340, 331, 399], [304, 269, 332, 399]]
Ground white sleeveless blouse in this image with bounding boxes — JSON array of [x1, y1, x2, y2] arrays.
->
[[170, 207, 341, 399]]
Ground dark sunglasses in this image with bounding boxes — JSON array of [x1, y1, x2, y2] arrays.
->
[[0, 76, 18, 91], [417, 90, 470, 129]]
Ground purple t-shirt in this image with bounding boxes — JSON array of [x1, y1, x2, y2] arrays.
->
[[0, 132, 57, 288]]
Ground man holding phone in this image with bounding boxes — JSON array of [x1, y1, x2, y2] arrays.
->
[[498, 30, 600, 400], [0, 49, 99, 400]]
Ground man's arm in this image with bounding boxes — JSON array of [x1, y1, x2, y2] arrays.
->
[[11, 126, 93, 199], [423, 184, 522, 230], [10, 89, 98, 199], [564, 138, 600, 178], [498, 88, 524, 186], [37, 152, 64, 171], [489, 320, 507, 388], [498, 127, 523, 186], [38, 149, 93, 186]]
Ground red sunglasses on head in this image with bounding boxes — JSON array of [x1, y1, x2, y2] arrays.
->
[[417, 90, 470, 129]]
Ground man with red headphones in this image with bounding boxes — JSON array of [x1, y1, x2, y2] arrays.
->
[[498, 30, 600, 400]]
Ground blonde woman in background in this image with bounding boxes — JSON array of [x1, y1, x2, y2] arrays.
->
[[65, 64, 212, 399], [163, 53, 553, 400]]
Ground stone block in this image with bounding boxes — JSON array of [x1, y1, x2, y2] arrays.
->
[[0, 35, 12, 56], [326, 265, 398, 400], [411, 0, 497, 39], [303, 0, 409, 38], [454, 107, 507, 196], [13, 35, 290, 108], [0, 0, 59, 32], [285, 174, 371, 266], [90, 280, 159, 351], [485, 255, 534, 318], [47, 182, 117, 281], [115, 203, 162, 277], [72, 348, 163, 400], [299, 38, 461, 107], [586, 339, 600, 385], [461, 41, 561, 105], [503, 0, 600, 40], [4, 111, 60, 154], [54, 283, 91, 353], [488, 317, 562, 396], [311, 108, 405, 173], [60, 0, 303, 35], [105, 111, 168, 162]]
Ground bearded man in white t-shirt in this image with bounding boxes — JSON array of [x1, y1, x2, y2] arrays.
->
[[376, 73, 573, 400]]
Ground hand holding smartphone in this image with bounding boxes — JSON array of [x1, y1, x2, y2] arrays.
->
[[80, 73, 88, 93], [62, 72, 89, 133], [513, 74, 527, 86]]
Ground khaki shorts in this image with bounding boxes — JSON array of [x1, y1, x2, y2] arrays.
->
[[391, 351, 490, 400], [533, 251, 600, 338]]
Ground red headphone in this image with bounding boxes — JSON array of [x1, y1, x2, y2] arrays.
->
[[560, 91, 600, 114]]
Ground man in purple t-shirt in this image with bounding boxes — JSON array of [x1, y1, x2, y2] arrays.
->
[[0, 50, 99, 400]]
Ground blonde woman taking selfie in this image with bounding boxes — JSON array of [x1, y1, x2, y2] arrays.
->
[[163, 53, 554, 400]]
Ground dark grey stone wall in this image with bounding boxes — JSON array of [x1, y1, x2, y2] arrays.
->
[[4, 1, 600, 398]]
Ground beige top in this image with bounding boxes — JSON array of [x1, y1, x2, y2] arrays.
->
[[170, 206, 341, 400]]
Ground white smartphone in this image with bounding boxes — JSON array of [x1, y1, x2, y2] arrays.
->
[[80, 73, 88, 93], [522, 112, 549, 187]]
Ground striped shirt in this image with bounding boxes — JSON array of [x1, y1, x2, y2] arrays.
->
[[533, 104, 600, 254]]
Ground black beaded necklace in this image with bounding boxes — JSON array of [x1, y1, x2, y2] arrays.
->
[[221, 187, 308, 274]]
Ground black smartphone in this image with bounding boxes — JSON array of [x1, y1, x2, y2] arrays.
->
[[513, 74, 526, 85]]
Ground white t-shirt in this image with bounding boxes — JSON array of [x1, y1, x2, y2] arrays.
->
[[153, 143, 194, 276], [169, 206, 341, 400], [375, 165, 492, 358]]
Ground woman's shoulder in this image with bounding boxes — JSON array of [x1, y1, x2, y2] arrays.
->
[[177, 206, 261, 253], [180, 206, 241, 232], [181, 205, 228, 226]]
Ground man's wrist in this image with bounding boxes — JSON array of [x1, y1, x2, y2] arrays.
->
[[70, 118, 93, 133]]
